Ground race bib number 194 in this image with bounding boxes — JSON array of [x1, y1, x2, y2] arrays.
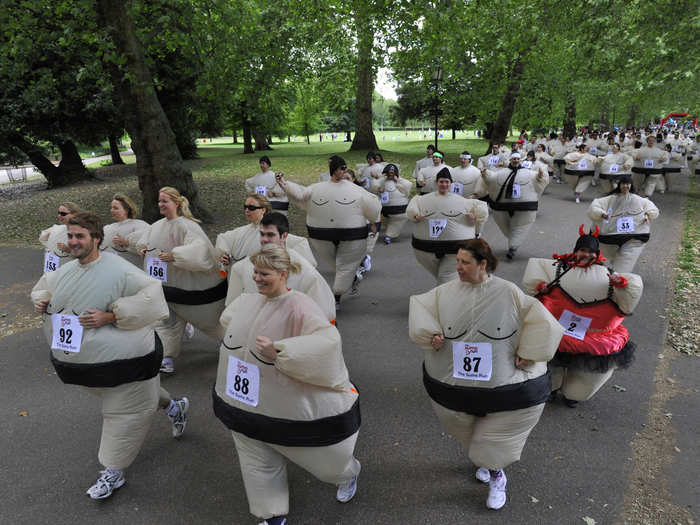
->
[[429, 218, 447, 238], [452, 342, 492, 381]]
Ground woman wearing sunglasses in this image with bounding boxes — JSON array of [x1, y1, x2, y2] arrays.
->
[[216, 194, 273, 272], [135, 186, 226, 375], [39, 202, 81, 273]]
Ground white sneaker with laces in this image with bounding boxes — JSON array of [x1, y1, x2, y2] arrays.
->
[[362, 254, 372, 272], [475, 467, 490, 483], [348, 275, 361, 297], [168, 397, 189, 438], [575, 196, 581, 203], [486, 469, 507, 510], [160, 357, 175, 374], [86, 469, 125, 499], [336, 467, 360, 503], [184, 323, 195, 339]]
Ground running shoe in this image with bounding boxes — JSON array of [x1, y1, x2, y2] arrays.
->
[[86, 469, 125, 500], [486, 470, 507, 510], [168, 397, 189, 438], [184, 323, 195, 339], [160, 357, 175, 374], [384, 236, 391, 245], [475, 467, 490, 483], [336, 472, 359, 503], [348, 275, 361, 297], [258, 517, 287, 525]]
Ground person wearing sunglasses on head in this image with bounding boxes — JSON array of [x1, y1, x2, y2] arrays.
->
[[39, 202, 81, 274], [135, 187, 226, 375]]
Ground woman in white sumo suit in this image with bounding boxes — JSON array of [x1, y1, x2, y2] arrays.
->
[[407, 168, 489, 284], [213, 244, 361, 525], [409, 239, 563, 510], [32, 212, 189, 500], [276, 155, 381, 308], [136, 187, 226, 374], [369, 162, 413, 244], [39, 201, 81, 274]]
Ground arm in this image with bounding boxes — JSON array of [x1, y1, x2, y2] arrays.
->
[[280, 179, 313, 208], [408, 288, 443, 351], [610, 272, 643, 314], [360, 190, 382, 223], [515, 291, 564, 362], [110, 270, 169, 329], [588, 196, 612, 221], [406, 195, 423, 222], [642, 197, 659, 221], [172, 228, 217, 272], [469, 200, 489, 234], [224, 262, 246, 306]]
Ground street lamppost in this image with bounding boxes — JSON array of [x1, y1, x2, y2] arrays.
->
[[431, 66, 443, 150]]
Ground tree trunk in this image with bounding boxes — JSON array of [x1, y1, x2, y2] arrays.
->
[[489, 52, 527, 148], [95, 0, 209, 223], [242, 123, 254, 153], [319, 134, 322, 142], [108, 135, 125, 164], [232, 129, 238, 144], [626, 103, 637, 128], [349, 8, 378, 151], [345, 131, 352, 142], [8, 134, 89, 187], [452, 128, 456, 140], [563, 93, 576, 138], [253, 127, 272, 151], [599, 101, 610, 130]]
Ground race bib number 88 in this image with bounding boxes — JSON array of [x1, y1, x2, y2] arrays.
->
[[226, 356, 260, 407], [452, 342, 492, 381]]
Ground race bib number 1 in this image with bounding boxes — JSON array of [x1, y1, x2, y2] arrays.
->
[[617, 216, 635, 233], [226, 356, 260, 407], [44, 251, 60, 273], [255, 185, 267, 196], [451, 182, 463, 195], [146, 257, 167, 282], [558, 309, 592, 341], [51, 314, 83, 353], [380, 191, 389, 204], [452, 342, 492, 381], [429, 218, 447, 238]]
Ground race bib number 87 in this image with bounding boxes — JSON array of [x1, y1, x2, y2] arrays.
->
[[452, 342, 492, 381], [226, 356, 260, 407]]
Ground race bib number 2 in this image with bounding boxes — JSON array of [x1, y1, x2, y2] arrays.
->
[[51, 314, 83, 353], [558, 310, 592, 341], [452, 342, 492, 381], [44, 251, 60, 273], [146, 257, 167, 282], [226, 356, 260, 407], [429, 218, 447, 238]]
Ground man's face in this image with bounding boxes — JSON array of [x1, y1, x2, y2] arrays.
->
[[646, 137, 655, 147], [432, 155, 442, 166], [259, 224, 286, 247], [509, 157, 521, 168], [436, 177, 451, 193], [67, 225, 99, 261], [460, 157, 470, 167], [426, 148, 435, 157], [259, 160, 270, 171]]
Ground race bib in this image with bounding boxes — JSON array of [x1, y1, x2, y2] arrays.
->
[[589, 147, 598, 154], [578, 160, 588, 170], [226, 356, 260, 407], [380, 191, 389, 204], [51, 314, 83, 353], [363, 178, 370, 189], [452, 342, 492, 381], [521, 160, 532, 168], [429, 218, 447, 238], [146, 257, 167, 282], [255, 185, 267, 196], [616, 216, 635, 233], [44, 251, 60, 273], [609, 163, 619, 173], [450, 182, 463, 195], [511, 183, 521, 199], [644, 159, 654, 168], [558, 309, 592, 341], [488, 156, 499, 165]]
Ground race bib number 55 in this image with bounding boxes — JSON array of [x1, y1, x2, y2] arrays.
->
[[452, 342, 492, 381]]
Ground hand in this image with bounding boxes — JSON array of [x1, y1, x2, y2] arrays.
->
[[57, 242, 69, 253], [35, 300, 49, 314], [275, 173, 285, 186], [514, 356, 534, 369], [431, 334, 445, 350], [219, 253, 231, 265], [113, 234, 129, 248], [480, 168, 487, 177], [601, 213, 609, 220], [643, 213, 650, 224], [79, 309, 115, 328], [256, 336, 277, 361], [159, 251, 175, 262], [414, 213, 425, 222], [140, 247, 147, 256], [464, 211, 475, 221]]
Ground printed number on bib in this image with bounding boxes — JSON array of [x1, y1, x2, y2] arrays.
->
[[589, 147, 597, 154], [644, 159, 654, 168], [44, 251, 60, 273], [558, 309, 592, 341], [146, 257, 167, 282], [255, 185, 267, 196], [609, 164, 619, 173], [226, 356, 260, 407], [380, 192, 389, 204], [429, 218, 447, 238], [578, 160, 588, 170], [450, 182, 463, 195], [616, 216, 634, 233], [521, 160, 532, 169], [452, 342, 492, 381], [489, 156, 499, 165], [51, 314, 83, 353], [511, 183, 521, 199]]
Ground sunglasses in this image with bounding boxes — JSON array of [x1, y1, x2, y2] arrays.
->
[[58, 211, 69, 216], [244, 205, 264, 211]]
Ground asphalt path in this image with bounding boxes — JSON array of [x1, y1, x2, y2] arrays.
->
[[1, 175, 697, 524]]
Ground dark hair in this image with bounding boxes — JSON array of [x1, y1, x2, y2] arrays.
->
[[457, 239, 498, 273], [366, 151, 375, 161], [329, 155, 346, 175], [259, 155, 271, 166], [68, 212, 104, 244], [374, 152, 384, 162], [436, 167, 452, 182], [461, 150, 470, 156], [260, 212, 289, 236], [527, 150, 536, 158], [426, 144, 435, 152]]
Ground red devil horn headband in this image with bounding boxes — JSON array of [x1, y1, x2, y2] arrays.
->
[[579, 224, 586, 236]]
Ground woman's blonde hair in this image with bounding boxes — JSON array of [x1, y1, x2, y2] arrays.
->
[[159, 186, 200, 222], [246, 193, 272, 214], [59, 202, 81, 215], [111, 193, 138, 219], [249, 244, 301, 275]]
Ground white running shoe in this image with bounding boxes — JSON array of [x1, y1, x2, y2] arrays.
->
[[168, 397, 189, 438], [160, 357, 175, 374], [362, 254, 372, 272], [258, 518, 287, 525], [348, 275, 361, 297], [184, 323, 195, 339], [575, 196, 581, 203], [86, 469, 125, 499], [336, 472, 359, 503], [486, 470, 507, 510], [475, 467, 490, 483]]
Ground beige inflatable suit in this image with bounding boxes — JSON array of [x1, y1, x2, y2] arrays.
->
[[39, 224, 74, 273], [100, 218, 149, 267], [213, 291, 360, 521], [370, 173, 413, 240]]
